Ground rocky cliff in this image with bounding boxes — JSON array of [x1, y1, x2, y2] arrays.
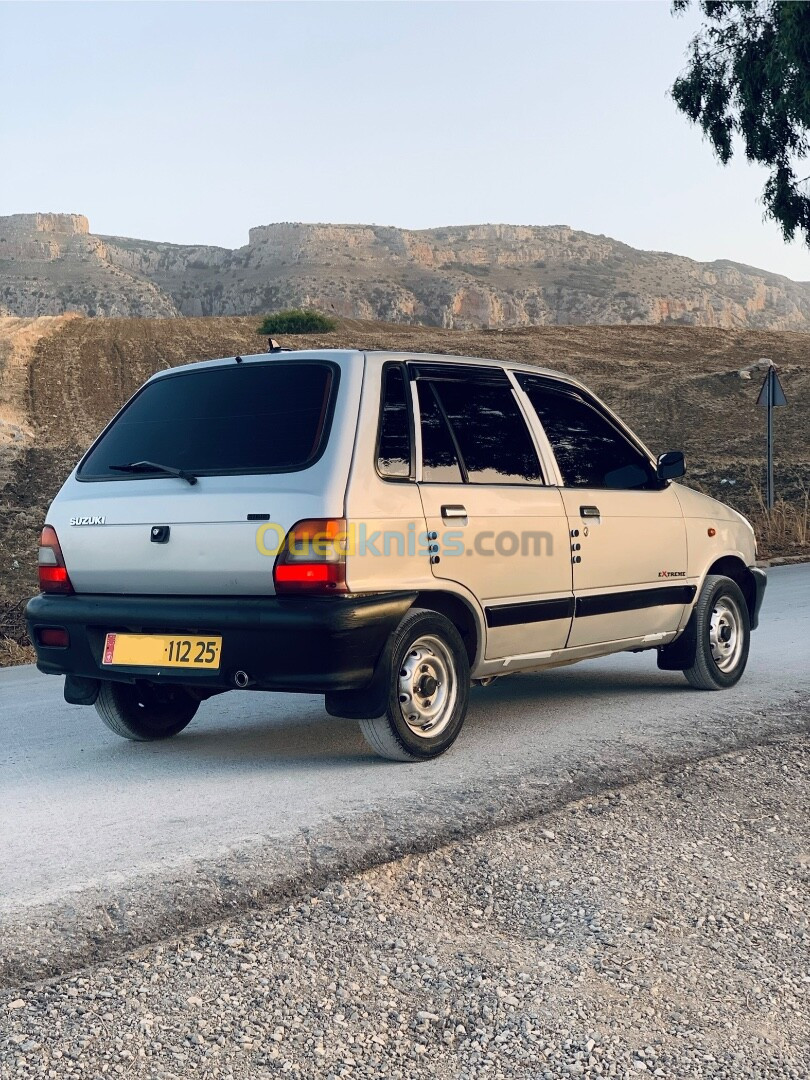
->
[[2, 214, 810, 330], [0, 214, 179, 319]]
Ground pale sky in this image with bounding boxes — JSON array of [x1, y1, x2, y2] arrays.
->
[[2, 0, 809, 281]]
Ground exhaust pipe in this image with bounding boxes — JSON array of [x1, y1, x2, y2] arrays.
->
[[233, 670, 251, 689]]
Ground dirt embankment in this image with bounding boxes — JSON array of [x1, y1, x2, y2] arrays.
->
[[0, 316, 83, 661], [1, 317, 808, 660]]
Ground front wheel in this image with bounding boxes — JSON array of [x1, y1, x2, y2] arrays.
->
[[359, 608, 470, 762], [683, 575, 750, 690], [95, 680, 199, 741]]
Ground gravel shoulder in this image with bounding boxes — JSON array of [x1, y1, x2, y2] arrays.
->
[[2, 733, 808, 1080], [1, 686, 808, 991]]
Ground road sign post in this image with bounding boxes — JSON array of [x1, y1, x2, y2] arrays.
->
[[755, 361, 788, 510]]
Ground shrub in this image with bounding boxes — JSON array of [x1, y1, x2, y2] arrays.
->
[[257, 309, 337, 335]]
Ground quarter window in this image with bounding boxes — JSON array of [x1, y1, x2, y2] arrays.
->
[[376, 365, 412, 478], [517, 375, 656, 490]]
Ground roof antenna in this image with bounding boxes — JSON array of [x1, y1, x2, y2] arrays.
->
[[234, 355, 243, 364], [268, 337, 282, 353]]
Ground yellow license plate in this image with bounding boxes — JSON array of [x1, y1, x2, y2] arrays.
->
[[102, 633, 222, 669]]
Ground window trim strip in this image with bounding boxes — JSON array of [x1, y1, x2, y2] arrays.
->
[[409, 362, 511, 385], [428, 381, 470, 484]]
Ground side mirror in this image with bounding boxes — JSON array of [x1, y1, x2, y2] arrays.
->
[[657, 450, 685, 481]]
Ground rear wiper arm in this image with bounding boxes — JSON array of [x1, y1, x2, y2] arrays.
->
[[108, 460, 198, 486]]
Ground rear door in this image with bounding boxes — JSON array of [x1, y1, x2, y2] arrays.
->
[[412, 363, 573, 660], [50, 356, 360, 595], [516, 374, 689, 648]]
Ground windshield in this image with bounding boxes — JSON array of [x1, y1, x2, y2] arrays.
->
[[78, 361, 338, 480]]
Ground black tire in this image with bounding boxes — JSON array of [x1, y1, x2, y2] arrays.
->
[[95, 680, 199, 741], [683, 574, 750, 690], [358, 607, 470, 762]]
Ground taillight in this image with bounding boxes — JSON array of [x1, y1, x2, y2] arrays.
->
[[38, 525, 74, 595], [273, 519, 348, 595]]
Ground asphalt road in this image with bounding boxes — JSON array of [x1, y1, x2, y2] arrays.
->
[[1, 565, 808, 983]]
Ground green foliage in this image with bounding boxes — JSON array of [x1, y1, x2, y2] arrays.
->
[[672, 1, 810, 244], [257, 309, 337, 335]]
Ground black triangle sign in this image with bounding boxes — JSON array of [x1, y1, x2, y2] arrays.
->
[[756, 367, 788, 407]]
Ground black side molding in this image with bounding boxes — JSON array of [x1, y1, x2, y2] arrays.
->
[[575, 585, 696, 618], [485, 597, 575, 629], [485, 585, 696, 629]]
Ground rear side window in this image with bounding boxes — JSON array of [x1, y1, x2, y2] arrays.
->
[[78, 362, 338, 479], [376, 365, 412, 479], [517, 375, 656, 490], [421, 378, 542, 484], [418, 383, 464, 484]]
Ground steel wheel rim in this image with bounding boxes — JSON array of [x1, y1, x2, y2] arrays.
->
[[397, 634, 457, 739], [709, 595, 744, 673]]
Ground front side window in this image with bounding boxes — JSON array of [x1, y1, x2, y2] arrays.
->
[[79, 362, 337, 479], [517, 375, 656, 490], [417, 373, 542, 484]]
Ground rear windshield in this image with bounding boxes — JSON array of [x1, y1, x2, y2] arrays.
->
[[78, 361, 338, 480]]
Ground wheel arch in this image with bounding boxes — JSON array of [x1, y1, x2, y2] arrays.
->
[[701, 555, 757, 625], [660, 560, 756, 675], [410, 589, 482, 669], [325, 588, 483, 720]]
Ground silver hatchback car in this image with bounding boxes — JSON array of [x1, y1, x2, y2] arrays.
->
[[27, 349, 766, 760]]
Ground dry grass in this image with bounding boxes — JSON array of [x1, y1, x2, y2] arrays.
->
[[0, 598, 32, 665], [0, 636, 34, 666], [745, 488, 810, 561]]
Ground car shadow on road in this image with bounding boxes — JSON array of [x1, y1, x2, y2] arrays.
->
[[109, 661, 689, 772], [139, 702, 375, 770], [474, 662, 689, 707]]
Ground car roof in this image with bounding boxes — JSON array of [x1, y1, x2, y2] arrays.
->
[[361, 349, 582, 385], [152, 347, 589, 394]]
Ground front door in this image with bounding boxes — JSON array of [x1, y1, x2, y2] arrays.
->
[[516, 373, 690, 648], [410, 363, 573, 660]]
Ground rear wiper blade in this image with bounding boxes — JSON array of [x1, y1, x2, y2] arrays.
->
[[108, 460, 198, 486]]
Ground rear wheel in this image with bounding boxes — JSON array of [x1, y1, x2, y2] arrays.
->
[[683, 575, 750, 690], [95, 680, 199, 741], [358, 608, 470, 762]]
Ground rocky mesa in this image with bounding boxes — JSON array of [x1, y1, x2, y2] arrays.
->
[[2, 213, 810, 330]]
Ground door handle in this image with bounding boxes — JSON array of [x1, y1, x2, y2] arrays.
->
[[441, 504, 468, 522], [580, 505, 600, 518]]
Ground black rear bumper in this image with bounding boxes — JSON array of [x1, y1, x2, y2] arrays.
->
[[25, 591, 416, 693]]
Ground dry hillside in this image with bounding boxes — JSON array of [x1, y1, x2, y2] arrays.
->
[[5, 214, 810, 331], [1, 316, 807, 661]]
